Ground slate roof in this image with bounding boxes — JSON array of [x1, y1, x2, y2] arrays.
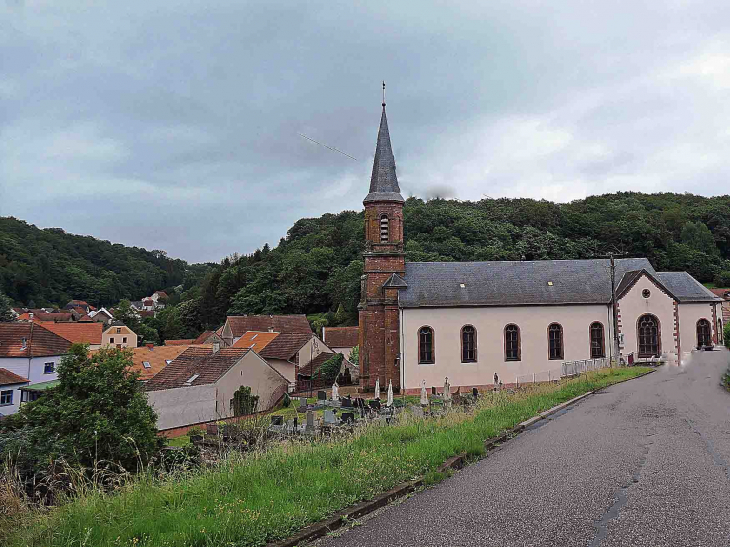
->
[[363, 104, 404, 204], [232, 331, 280, 352], [0, 368, 29, 386], [225, 315, 312, 337], [655, 272, 723, 302], [39, 321, 103, 345], [258, 333, 313, 361], [0, 323, 72, 357], [144, 347, 251, 391], [398, 258, 655, 308], [323, 327, 359, 348]]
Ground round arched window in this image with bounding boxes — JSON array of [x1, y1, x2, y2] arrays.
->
[[642, 289, 651, 299]]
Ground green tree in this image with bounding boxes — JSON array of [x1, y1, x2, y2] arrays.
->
[[714, 271, 730, 287], [0, 291, 14, 322], [231, 386, 259, 416], [0, 345, 163, 475], [724, 322, 730, 350], [348, 345, 359, 364], [681, 221, 718, 256], [113, 299, 140, 331]]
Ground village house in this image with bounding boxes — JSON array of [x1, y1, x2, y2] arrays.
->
[[87, 307, 114, 326], [144, 346, 288, 432], [357, 100, 724, 394], [17, 311, 73, 322], [709, 288, 728, 344], [0, 322, 72, 415], [322, 326, 359, 359], [0, 368, 29, 416], [219, 314, 312, 347], [37, 321, 104, 350], [102, 324, 138, 348]]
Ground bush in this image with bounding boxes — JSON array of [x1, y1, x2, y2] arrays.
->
[[714, 270, 730, 287], [0, 345, 163, 479], [724, 322, 730, 350], [282, 393, 291, 408], [231, 386, 259, 416], [315, 353, 344, 385]]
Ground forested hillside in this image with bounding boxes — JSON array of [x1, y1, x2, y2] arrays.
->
[[3, 192, 729, 340], [189, 192, 730, 332], [0, 217, 212, 307]]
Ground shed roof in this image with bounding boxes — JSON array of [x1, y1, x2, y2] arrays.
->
[[0, 368, 29, 385], [655, 272, 723, 302]]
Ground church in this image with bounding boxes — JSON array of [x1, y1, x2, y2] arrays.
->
[[357, 99, 724, 394]]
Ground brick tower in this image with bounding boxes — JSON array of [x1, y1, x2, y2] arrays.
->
[[358, 93, 406, 392]]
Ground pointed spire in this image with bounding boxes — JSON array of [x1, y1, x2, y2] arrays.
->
[[364, 84, 404, 204]]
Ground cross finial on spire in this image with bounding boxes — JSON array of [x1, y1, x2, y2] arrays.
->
[[382, 81, 386, 108]]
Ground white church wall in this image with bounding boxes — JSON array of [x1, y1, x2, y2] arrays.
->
[[400, 304, 611, 391], [617, 275, 676, 361], [678, 302, 716, 354]]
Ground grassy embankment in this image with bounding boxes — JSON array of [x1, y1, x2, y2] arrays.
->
[[5, 367, 650, 547]]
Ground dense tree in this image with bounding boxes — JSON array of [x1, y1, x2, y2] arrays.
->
[[0, 345, 163, 477], [0, 291, 13, 321]]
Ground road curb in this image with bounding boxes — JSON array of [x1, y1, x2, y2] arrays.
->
[[265, 368, 655, 547]]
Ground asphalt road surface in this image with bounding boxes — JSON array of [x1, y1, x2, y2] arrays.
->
[[318, 350, 730, 547]]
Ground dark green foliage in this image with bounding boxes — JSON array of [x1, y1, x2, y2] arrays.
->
[[714, 271, 730, 287], [0, 291, 13, 321], [282, 393, 291, 408], [231, 386, 259, 417], [0, 345, 163, 477], [348, 345, 359, 365], [0, 217, 217, 307], [724, 323, 730, 351], [315, 353, 344, 385]]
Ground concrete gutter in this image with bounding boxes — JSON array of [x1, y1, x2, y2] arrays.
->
[[266, 368, 656, 547]]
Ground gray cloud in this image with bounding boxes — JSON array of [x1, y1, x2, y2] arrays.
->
[[1, 1, 730, 262]]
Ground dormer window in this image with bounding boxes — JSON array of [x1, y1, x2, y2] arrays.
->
[[380, 214, 389, 242], [21, 338, 27, 350]]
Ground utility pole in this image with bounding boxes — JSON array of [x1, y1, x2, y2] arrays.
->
[[610, 253, 620, 365]]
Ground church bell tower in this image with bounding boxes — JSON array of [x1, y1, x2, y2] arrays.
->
[[358, 86, 406, 391]]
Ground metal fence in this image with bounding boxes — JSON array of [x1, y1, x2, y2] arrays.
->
[[515, 358, 611, 387]]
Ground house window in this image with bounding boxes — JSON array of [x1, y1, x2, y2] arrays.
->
[[504, 324, 521, 361], [110, 337, 114, 344], [0, 390, 12, 406], [116, 328, 121, 334], [697, 319, 711, 348], [638, 314, 660, 357], [590, 322, 605, 358], [380, 214, 389, 242], [418, 326, 434, 364], [123, 337, 127, 344], [44, 362, 55, 374], [642, 289, 651, 299], [548, 323, 563, 360], [461, 325, 477, 362]]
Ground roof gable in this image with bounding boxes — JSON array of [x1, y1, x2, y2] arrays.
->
[[144, 347, 251, 391], [258, 333, 315, 361], [40, 321, 103, 345], [225, 315, 312, 337], [0, 323, 72, 358]]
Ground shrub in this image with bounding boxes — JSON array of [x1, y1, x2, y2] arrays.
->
[[282, 393, 291, 408], [724, 322, 730, 351], [231, 386, 259, 416], [315, 353, 344, 385]]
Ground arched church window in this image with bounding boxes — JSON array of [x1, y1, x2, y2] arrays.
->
[[418, 326, 434, 364], [590, 322, 605, 358], [380, 214, 389, 242], [504, 324, 520, 361], [461, 325, 477, 362], [637, 314, 660, 357], [548, 323, 563, 360], [697, 319, 711, 348]]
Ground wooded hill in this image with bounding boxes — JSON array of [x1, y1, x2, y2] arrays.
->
[[0, 217, 212, 308], [3, 192, 729, 336]]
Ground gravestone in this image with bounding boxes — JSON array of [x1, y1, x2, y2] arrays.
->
[[317, 390, 327, 401], [298, 397, 308, 411], [431, 386, 437, 395], [206, 423, 218, 436], [342, 396, 353, 408], [271, 415, 283, 426], [306, 410, 315, 432], [472, 387, 479, 398], [341, 412, 355, 424], [286, 419, 295, 433], [369, 399, 381, 411], [324, 410, 337, 425]]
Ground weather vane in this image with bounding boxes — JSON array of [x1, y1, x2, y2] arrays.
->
[[382, 80, 386, 107]]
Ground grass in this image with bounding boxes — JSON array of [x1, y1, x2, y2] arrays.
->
[[4, 367, 650, 547]]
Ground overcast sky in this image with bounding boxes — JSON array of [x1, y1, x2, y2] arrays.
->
[[2, 1, 729, 263]]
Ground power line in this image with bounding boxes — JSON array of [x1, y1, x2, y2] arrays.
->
[[298, 133, 357, 161]]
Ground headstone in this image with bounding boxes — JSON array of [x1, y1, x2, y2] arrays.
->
[[324, 410, 337, 425], [431, 386, 437, 395], [342, 396, 353, 408], [317, 390, 327, 401], [271, 415, 283, 426], [341, 411, 355, 424], [472, 387, 479, 398], [298, 397, 308, 411], [369, 399, 381, 411], [332, 382, 339, 400], [293, 417, 298, 429], [286, 419, 295, 433], [206, 423, 218, 436], [189, 434, 203, 443], [306, 410, 315, 432], [420, 380, 428, 406]]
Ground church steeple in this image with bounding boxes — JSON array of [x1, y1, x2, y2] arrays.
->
[[364, 86, 404, 204]]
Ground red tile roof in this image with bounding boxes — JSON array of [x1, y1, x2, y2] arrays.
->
[[142, 299, 154, 306], [0, 323, 72, 358], [709, 288, 730, 300], [165, 339, 195, 346], [192, 330, 221, 344], [232, 331, 279, 352], [39, 321, 103, 345], [154, 291, 168, 298], [258, 333, 313, 361], [0, 368, 29, 385], [225, 315, 312, 337], [144, 347, 251, 391], [323, 326, 359, 348]]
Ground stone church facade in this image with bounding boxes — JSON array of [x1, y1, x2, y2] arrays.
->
[[358, 102, 723, 394]]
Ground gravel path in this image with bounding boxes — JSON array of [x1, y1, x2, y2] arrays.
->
[[318, 350, 730, 547]]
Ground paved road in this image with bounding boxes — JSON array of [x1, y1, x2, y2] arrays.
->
[[319, 350, 730, 547]]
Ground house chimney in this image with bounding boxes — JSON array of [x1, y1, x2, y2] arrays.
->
[[213, 341, 221, 353], [146, 343, 154, 350], [29, 312, 34, 320]]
